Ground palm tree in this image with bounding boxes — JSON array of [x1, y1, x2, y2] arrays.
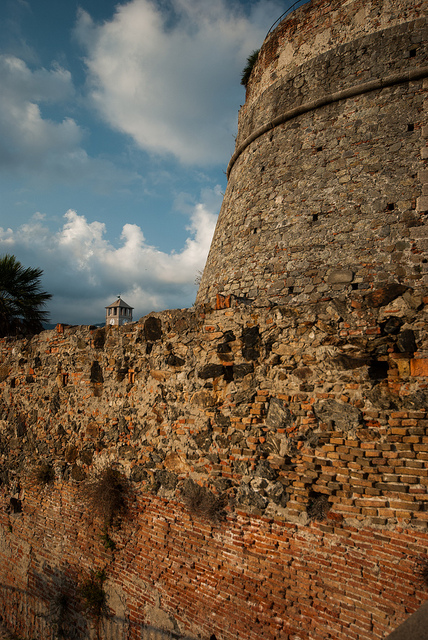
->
[[0, 254, 52, 337]]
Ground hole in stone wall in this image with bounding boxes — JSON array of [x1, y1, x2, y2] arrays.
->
[[306, 491, 330, 521], [316, 146, 323, 152], [288, 286, 294, 294], [224, 367, 234, 383], [407, 123, 414, 132], [253, 228, 258, 234], [312, 213, 319, 221], [368, 359, 389, 380], [409, 48, 417, 57], [261, 166, 265, 172], [351, 283, 359, 290], [9, 497, 22, 514], [386, 203, 395, 211]]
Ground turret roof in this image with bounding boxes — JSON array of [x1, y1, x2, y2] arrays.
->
[[105, 297, 133, 310]]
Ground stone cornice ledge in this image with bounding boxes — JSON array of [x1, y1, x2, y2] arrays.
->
[[227, 66, 428, 179]]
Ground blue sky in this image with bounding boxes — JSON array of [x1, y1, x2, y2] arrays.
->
[[0, 0, 290, 325]]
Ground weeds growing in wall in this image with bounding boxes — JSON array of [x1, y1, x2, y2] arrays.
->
[[416, 557, 428, 588], [181, 479, 226, 524], [78, 568, 108, 639], [99, 528, 116, 551], [49, 592, 72, 639], [306, 491, 330, 521], [82, 466, 128, 529], [241, 49, 260, 87], [31, 460, 55, 486]]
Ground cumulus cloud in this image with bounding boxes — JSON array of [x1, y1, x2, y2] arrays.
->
[[76, 0, 281, 165], [0, 55, 79, 167], [0, 53, 139, 188], [0, 186, 220, 325]]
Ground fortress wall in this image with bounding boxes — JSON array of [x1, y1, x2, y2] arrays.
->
[[246, 0, 426, 104], [0, 294, 427, 639], [1, 1, 428, 638], [196, 1, 428, 308]]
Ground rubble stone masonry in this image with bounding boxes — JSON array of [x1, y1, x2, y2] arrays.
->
[[0, 1, 428, 639], [196, 0, 428, 307]]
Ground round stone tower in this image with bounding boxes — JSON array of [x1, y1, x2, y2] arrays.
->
[[196, 0, 428, 308]]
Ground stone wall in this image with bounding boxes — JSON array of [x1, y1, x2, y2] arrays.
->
[[196, 0, 428, 308], [245, 0, 426, 104], [0, 288, 427, 639], [1, 1, 428, 638]]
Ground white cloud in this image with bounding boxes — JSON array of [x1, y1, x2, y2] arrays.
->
[[0, 53, 139, 189], [0, 187, 220, 324], [76, 0, 281, 165], [0, 54, 80, 167]]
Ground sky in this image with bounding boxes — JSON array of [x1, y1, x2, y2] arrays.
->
[[0, 0, 298, 325]]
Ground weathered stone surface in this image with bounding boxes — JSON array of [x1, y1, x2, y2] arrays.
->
[[396, 329, 417, 353], [197, 364, 225, 379], [332, 354, 369, 370], [144, 316, 162, 341], [232, 363, 254, 378], [165, 354, 185, 367], [266, 398, 293, 430], [90, 360, 104, 383], [0, 366, 9, 383], [190, 389, 216, 407], [382, 316, 403, 334], [327, 270, 354, 284], [313, 400, 362, 431], [93, 327, 106, 350], [196, 8, 427, 310], [365, 284, 409, 309]]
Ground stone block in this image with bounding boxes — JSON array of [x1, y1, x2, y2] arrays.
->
[[365, 284, 408, 308], [327, 270, 354, 284], [313, 399, 363, 431], [416, 196, 428, 212]]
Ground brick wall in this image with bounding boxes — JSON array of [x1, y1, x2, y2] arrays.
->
[[0, 290, 427, 639]]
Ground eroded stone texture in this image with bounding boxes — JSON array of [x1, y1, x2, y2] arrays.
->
[[0, 292, 427, 640], [196, 0, 428, 309]]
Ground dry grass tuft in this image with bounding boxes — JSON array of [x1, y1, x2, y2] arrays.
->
[[181, 479, 226, 524], [31, 460, 55, 486], [416, 557, 428, 588], [82, 466, 128, 527], [306, 492, 330, 521], [78, 569, 107, 620]]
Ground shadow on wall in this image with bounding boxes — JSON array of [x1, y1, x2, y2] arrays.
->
[[0, 575, 200, 640]]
